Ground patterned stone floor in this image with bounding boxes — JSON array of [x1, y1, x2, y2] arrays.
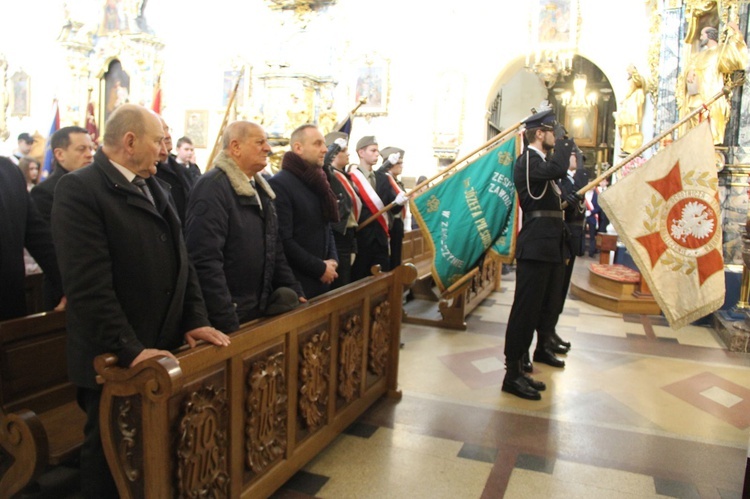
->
[[274, 256, 750, 498]]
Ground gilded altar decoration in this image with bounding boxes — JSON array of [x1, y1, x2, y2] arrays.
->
[[116, 398, 140, 482], [299, 330, 330, 429], [368, 300, 391, 376], [0, 54, 8, 142], [338, 314, 363, 402], [176, 386, 230, 498], [246, 352, 287, 474]]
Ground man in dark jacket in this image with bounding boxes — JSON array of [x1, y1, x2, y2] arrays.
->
[[154, 118, 196, 224], [31, 126, 94, 223], [269, 124, 340, 299], [502, 109, 576, 401], [185, 121, 304, 333], [52, 104, 230, 498], [0, 156, 64, 320]]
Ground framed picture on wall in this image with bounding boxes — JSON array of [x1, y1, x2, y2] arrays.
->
[[184, 110, 209, 149], [10, 71, 30, 117], [354, 55, 389, 117], [565, 105, 598, 147], [532, 0, 579, 47]]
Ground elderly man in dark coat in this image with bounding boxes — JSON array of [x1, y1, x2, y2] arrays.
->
[[269, 124, 340, 299], [52, 104, 230, 497], [185, 121, 304, 333], [0, 156, 63, 320]]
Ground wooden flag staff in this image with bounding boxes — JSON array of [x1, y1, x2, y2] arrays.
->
[[205, 67, 245, 171], [357, 120, 524, 231]]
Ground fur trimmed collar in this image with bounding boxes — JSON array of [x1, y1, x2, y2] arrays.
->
[[212, 151, 275, 199]]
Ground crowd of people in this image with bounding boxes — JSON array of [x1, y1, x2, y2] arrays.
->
[[0, 104, 410, 496]]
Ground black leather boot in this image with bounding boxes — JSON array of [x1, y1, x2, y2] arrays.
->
[[502, 360, 541, 400], [533, 346, 566, 368], [551, 331, 571, 349], [521, 352, 533, 373], [523, 373, 546, 391]]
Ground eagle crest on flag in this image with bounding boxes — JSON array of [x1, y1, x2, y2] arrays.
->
[[599, 121, 724, 328]]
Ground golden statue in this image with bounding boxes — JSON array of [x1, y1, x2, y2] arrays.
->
[[614, 64, 646, 152], [680, 23, 748, 145]]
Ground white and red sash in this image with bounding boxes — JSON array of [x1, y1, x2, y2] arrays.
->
[[333, 169, 361, 221], [348, 167, 389, 237]]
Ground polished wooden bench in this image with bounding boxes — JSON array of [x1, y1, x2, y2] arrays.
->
[[402, 228, 502, 330], [0, 311, 85, 497], [95, 264, 416, 498]]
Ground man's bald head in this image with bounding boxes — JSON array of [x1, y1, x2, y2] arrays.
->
[[222, 121, 271, 176], [103, 104, 152, 148], [101, 104, 166, 178]]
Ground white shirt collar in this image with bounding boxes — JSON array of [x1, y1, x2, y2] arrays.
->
[[109, 159, 137, 183], [528, 145, 546, 160]]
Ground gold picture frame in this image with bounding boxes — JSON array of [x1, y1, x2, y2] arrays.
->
[[10, 71, 30, 117], [354, 55, 390, 117], [184, 110, 209, 149]]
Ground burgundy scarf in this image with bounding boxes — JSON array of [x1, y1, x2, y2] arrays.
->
[[281, 151, 340, 223]]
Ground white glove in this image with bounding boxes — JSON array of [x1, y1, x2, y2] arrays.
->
[[394, 192, 408, 206], [585, 210, 591, 217], [334, 138, 347, 149], [388, 152, 400, 164]]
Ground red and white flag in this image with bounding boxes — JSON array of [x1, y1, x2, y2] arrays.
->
[[599, 121, 724, 329]]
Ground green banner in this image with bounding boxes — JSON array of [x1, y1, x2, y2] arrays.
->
[[411, 137, 518, 291]]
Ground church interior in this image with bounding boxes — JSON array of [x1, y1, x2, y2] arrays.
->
[[1, 0, 750, 497]]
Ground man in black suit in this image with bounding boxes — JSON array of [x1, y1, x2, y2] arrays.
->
[[269, 124, 340, 299], [174, 136, 202, 181], [0, 156, 63, 320], [154, 118, 196, 224], [502, 109, 575, 401], [51, 104, 230, 498], [31, 126, 94, 223]]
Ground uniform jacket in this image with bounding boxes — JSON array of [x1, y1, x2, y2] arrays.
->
[[52, 148, 210, 389], [559, 169, 587, 257], [185, 152, 302, 333], [514, 138, 575, 263], [0, 157, 62, 320], [269, 160, 338, 299], [30, 161, 69, 224], [353, 167, 399, 248], [325, 164, 356, 235]]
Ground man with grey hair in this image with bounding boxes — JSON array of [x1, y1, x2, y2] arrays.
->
[[185, 121, 304, 333], [52, 103, 230, 497]]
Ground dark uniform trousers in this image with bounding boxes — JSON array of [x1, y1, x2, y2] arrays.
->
[[504, 259, 566, 361], [331, 228, 356, 289]]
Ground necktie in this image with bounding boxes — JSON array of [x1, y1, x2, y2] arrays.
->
[[132, 177, 155, 206]]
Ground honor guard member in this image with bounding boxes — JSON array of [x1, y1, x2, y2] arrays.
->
[[502, 109, 576, 400], [324, 131, 361, 289], [378, 146, 407, 269], [349, 136, 407, 281]]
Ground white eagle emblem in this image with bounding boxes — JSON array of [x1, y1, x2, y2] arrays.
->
[[669, 201, 714, 243]]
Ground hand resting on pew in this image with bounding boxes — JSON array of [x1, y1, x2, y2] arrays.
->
[[129, 327, 231, 366]]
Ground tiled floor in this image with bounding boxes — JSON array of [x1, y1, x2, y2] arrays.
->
[[275, 256, 750, 498]]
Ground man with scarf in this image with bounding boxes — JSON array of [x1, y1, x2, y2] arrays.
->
[[185, 121, 304, 333], [269, 124, 340, 299]]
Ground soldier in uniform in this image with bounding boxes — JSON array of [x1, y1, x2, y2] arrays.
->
[[502, 109, 576, 400]]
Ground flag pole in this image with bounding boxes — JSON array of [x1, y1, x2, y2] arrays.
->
[[357, 120, 523, 231], [205, 67, 245, 171], [573, 81, 738, 200]]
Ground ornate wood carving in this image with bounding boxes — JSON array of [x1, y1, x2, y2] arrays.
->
[[115, 398, 140, 483], [299, 331, 330, 429], [246, 352, 287, 474], [369, 300, 391, 376], [176, 386, 230, 498], [338, 314, 363, 402]]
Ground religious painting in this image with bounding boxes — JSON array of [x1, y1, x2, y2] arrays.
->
[[354, 56, 389, 117], [10, 71, 30, 117], [99, 0, 129, 35], [565, 105, 598, 147], [222, 66, 251, 108], [532, 0, 578, 47], [185, 110, 209, 149], [103, 59, 130, 122]]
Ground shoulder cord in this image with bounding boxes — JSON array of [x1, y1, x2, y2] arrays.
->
[[525, 151, 548, 200]]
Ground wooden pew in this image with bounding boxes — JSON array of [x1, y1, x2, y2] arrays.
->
[[0, 311, 85, 498], [402, 228, 502, 330], [95, 264, 416, 498]]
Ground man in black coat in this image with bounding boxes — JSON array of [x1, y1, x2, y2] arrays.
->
[[185, 121, 304, 332], [51, 104, 230, 498], [502, 109, 576, 401], [31, 126, 94, 223], [154, 118, 196, 225], [269, 124, 340, 299], [0, 156, 63, 320]]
